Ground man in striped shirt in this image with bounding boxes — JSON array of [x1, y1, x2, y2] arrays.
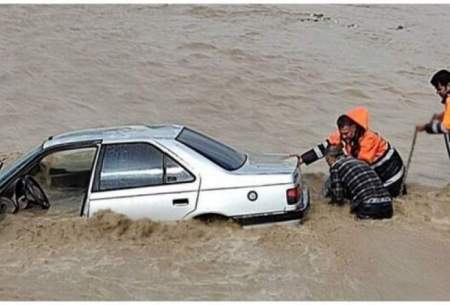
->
[[325, 144, 393, 220]]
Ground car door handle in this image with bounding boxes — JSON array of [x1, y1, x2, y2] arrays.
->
[[173, 198, 189, 206]]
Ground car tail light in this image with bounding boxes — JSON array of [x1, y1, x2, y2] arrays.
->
[[286, 185, 301, 205]]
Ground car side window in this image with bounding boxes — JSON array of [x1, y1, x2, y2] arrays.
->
[[164, 155, 194, 184], [99, 143, 164, 191]]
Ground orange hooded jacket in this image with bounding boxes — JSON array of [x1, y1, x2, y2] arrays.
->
[[328, 107, 388, 164]]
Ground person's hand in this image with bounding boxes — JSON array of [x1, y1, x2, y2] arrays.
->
[[431, 113, 443, 121], [416, 124, 426, 132]]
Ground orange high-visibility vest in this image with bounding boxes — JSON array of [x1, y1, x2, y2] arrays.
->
[[442, 95, 450, 130]]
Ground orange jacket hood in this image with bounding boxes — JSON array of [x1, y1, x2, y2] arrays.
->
[[339, 106, 369, 130]]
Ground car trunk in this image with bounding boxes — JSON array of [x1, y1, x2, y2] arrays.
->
[[231, 153, 302, 186], [235, 153, 298, 175]]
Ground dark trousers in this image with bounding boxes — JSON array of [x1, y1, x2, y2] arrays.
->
[[355, 200, 393, 220], [386, 177, 405, 197]]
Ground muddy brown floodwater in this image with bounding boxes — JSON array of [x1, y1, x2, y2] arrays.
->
[[0, 4, 450, 300], [0, 172, 450, 300]]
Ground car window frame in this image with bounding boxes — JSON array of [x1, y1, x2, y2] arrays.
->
[[163, 153, 195, 185], [91, 141, 196, 193], [0, 141, 101, 216], [0, 141, 101, 194]]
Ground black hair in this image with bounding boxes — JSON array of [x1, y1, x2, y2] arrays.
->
[[430, 69, 450, 88], [325, 144, 344, 159], [336, 115, 355, 129]]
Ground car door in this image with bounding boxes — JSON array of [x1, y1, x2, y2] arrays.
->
[[86, 142, 200, 221]]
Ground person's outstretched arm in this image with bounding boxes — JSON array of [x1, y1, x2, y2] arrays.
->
[[417, 97, 450, 133], [300, 131, 341, 165], [422, 109, 450, 134], [300, 140, 329, 165]]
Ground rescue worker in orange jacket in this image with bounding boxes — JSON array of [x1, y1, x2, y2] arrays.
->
[[416, 70, 450, 141], [300, 106, 405, 197]]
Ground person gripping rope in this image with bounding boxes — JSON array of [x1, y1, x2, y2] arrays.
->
[[416, 70, 450, 156], [325, 144, 393, 220], [299, 106, 405, 197]]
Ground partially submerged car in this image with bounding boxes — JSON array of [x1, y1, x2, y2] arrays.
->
[[0, 125, 309, 225]]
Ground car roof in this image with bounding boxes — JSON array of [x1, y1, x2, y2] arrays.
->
[[43, 124, 184, 149]]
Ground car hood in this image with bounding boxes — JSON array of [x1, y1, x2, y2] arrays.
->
[[233, 153, 299, 175]]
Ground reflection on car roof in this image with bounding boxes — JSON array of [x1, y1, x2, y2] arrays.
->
[[44, 125, 184, 148]]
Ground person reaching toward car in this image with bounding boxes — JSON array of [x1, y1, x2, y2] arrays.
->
[[325, 144, 393, 220], [298, 106, 405, 197], [416, 70, 450, 160]]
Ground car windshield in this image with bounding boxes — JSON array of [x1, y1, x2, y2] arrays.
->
[[176, 128, 247, 171], [0, 144, 43, 185]]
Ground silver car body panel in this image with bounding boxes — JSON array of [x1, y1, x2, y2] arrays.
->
[[5, 125, 309, 224], [44, 125, 184, 149]]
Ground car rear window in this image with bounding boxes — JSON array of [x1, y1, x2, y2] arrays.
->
[[176, 128, 246, 171]]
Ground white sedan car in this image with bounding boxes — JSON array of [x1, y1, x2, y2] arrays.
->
[[0, 125, 309, 225]]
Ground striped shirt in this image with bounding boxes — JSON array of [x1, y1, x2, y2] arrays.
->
[[330, 156, 392, 208]]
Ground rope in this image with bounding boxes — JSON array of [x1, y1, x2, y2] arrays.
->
[[400, 129, 418, 196]]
